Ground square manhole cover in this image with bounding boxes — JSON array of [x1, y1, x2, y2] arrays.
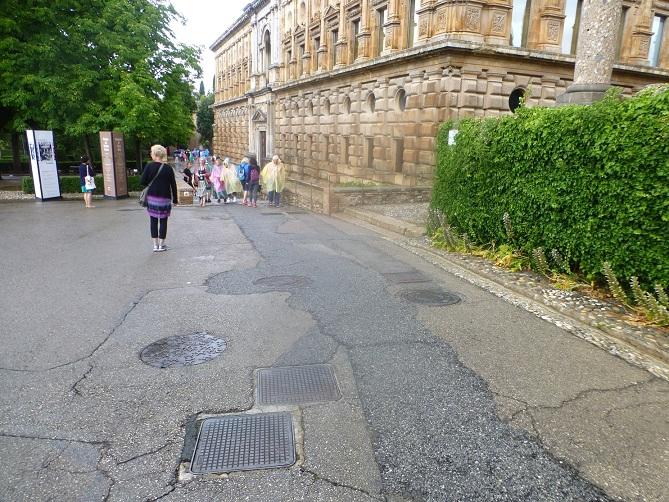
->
[[382, 271, 431, 284], [257, 364, 341, 405], [190, 413, 295, 474]]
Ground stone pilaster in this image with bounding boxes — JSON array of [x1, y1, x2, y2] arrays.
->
[[383, 0, 402, 54], [417, 0, 436, 43], [557, 0, 622, 105], [446, 0, 486, 43], [627, 0, 654, 65], [534, 0, 566, 52], [356, 0, 372, 62], [334, 0, 347, 68], [483, 0, 512, 46]]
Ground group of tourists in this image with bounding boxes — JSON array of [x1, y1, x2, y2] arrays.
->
[[181, 153, 286, 209], [77, 144, 287, 253]]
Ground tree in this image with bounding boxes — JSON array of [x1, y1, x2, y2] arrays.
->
[[199, 80, 205, 96], [196, 93, 214, 149], [0, 0, 201, 168]]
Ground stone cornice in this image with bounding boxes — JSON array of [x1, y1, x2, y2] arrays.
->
[[210, 0, 270, 51], [271, 38, 669, 93]]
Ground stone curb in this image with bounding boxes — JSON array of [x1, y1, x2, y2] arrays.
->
[[334, 211, 669, 382], [343, 207, 426, 238]]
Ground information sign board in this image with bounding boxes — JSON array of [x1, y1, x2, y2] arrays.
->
[[26, 130, 62, 200]]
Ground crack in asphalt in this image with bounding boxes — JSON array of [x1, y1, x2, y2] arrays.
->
[[116, 441, 173, 466], [0, 432, 108, 446], [70, 364, 94, 396], [301, 467, 383, 500]]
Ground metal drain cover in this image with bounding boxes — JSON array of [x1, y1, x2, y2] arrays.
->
[[253, 275, 311, 288], [400, 289, 461, 306], [257, 364, 341, 405], [140, 332, 226, 368], [383, 271, 431, 284], [190, 412, 295, 474]]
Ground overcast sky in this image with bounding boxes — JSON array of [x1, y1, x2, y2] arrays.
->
[[169, 0, 250, 92]]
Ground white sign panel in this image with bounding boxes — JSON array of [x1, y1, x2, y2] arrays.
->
[[26, 130, 61, 200]]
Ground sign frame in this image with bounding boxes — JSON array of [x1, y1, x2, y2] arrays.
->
[[26, 129, 62, 201]]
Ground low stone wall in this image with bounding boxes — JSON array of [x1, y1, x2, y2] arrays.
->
[[282, 178, 327, 213], [332, 185, 432, 211], [282, 177, 431, 215]]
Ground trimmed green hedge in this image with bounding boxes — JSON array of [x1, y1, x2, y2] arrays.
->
[[22, 175, 142, 195], [432, 86, 669, 288]]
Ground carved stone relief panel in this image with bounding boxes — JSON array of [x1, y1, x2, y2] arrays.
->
[[546, 20, 560, 42], [464, 6, 481, 32], [491, 13, 505, 33]]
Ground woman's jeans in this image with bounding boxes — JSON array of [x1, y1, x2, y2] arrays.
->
[[268, 190, 281, 206], [249, 183, 260, 203]]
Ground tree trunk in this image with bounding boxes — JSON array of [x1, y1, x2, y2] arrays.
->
[[11, 132, 22, 173], [83, 134, 93, 167], [135, 137, 142, 173]]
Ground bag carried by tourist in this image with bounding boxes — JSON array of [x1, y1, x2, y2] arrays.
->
[[139, 163, 165, 207], [237, 163, 247, 182], [84, 165, 96, 190], [249, 168, 260, 183]]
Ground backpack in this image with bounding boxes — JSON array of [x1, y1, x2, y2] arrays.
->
[[249, 167, 260, 183], [237, 163, 247, 182]]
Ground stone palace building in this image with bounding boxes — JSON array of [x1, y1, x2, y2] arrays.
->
[[211, 0, 669, 196]]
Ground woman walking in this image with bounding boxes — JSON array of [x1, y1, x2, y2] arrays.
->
[[247, 157, 261, 208], [211, 157, 224, 203], [195, 157, 211, 207], [78, 155, 95, 209], [221, 158, 242, 203], [140, 145, 178, 252], [261, 155, 286, 207]]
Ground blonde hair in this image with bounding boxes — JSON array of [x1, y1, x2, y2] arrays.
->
[[150, 144, 167, 161]]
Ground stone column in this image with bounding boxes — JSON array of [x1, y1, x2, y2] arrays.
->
[[334, 0, 348, 68], [557, 0, 622, 105], [383, 0, 402, 53], [356, 0, 372, 61]]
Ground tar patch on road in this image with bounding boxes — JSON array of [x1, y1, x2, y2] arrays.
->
[[190, 413, 296, 474], [140, 332, 226, 368], [256, 364, 341, 405], [399, 289, 461, 306]]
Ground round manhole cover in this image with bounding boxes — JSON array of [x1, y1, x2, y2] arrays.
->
[[140, 332, 226, 368], [253, 275, 311, 288], [399, 289, 461, 306]]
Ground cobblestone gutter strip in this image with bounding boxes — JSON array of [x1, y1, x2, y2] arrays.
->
[[399, 238, 669, 382]]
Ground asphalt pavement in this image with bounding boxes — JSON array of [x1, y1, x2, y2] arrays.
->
[[0, 198, 667, 502]]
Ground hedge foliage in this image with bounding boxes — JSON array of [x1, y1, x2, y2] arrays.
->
[[22, 175, 142, 194], [432, 86, 669, 288]]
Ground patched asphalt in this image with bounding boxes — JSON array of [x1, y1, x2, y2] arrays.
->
[[1, 199, 666, 501]]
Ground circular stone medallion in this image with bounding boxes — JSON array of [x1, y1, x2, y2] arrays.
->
[[399, 289, 461, 306], [253, 275, 311, 288], [140, 332, 226, 368]]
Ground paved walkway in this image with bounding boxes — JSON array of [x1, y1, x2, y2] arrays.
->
[[0, 198, 667, 501]]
